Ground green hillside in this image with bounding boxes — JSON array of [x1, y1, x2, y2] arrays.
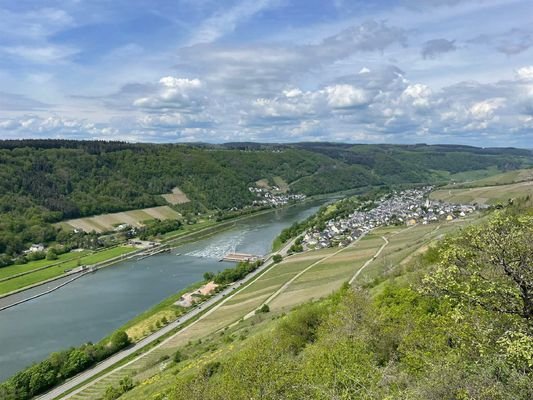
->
[[81, 200, 531, 400], [0, 176, 531, 399], [0, 140, 531, 256]]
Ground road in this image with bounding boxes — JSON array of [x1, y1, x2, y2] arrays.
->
[[348, 225, 417, 285], [36, 237, 297, 400], [348, 235, 388, 285], [246, 232, 368, 319]]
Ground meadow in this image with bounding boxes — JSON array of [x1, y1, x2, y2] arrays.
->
[[0, 246, 135, 295], [430, 180, 532, 205]]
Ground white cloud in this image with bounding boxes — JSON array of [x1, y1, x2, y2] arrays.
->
[[469, 98, 506, 120], [188, 0, 282, 45], [177, 20, 407, 96], [2, 45, 79, 64], [0, 115, 110, 139], [401, 84, 432, 108], [325, 84, 368, 109], [0, 8, 74, 40], [0, 8, 78, 64], [516, 66, 533, 80], [133, 77, 207, 111]]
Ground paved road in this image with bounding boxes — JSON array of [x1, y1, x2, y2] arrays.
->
[[36, 238, 297, 400]]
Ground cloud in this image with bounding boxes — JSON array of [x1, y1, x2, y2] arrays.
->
[[187, 0, 282, 45], [0, 8, 74, 40], [237, 64, 533, 145], [0, 92, 51, 111], [4, 63, 533, 146], [494, 29, 533, 55], [0, 7, 78, 64], [516, 66, 533, 80], [401, 84, 432, 108], [1, 45, 79, 64], [325, 85, 369, 108], [317, 20, 408, 58], [0, 115, 110, 139], [133, 77, 207, 112], [137, 112, 213, 130], [470, 28, 533, 56], [421, 38, 457, 59], [401, 0, 465, 8], [177, 20, 407, 96]]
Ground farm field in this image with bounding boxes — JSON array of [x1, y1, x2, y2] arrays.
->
[[430, 180, 532, 205], [255, 176, 289, 192], [272, 176, 289, 192], [447, 167, 533, 188], [161, 187, 190, 205], [63, 206, 181, 233], [68, 218, 473, 400], [0, 246, 135, 295]]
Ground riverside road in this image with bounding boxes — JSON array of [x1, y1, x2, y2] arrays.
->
[[36, 237, 297, 400]]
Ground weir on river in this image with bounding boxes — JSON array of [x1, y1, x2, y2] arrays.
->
[[0, 198, 331, 382]]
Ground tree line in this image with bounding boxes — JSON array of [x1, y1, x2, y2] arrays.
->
[[0, 330, 131, 399]]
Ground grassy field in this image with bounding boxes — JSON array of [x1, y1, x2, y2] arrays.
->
[[0, 251, 89, 281], [444, 166, 501, 183], [161, 187, 190, 205], [0, 246, 135, 295], [445, 167, 533, 188], [255, 176, 289, 193], [430, 180, 532, 205], [273, 176, 289, 192], [62, 206, 181, 233]]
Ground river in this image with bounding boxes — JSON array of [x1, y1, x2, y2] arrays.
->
[[0, 199, 331, 382]]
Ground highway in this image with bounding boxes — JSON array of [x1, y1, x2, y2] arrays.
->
[[36, 237, 297, 400]]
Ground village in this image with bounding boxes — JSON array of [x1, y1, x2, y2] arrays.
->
[[301, 187, 477, 249], [249, 186, 306, 207]]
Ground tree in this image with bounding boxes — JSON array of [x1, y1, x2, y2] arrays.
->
[[174, 350, 183, 363], [46, 248, 58, 260], [109, 330, 130, 351], [103, 385, 121, 400], [203, 271, 215, 281], [423, 212, 533, 321], [119, 376, 134, 392], [256, 304, 270, 314], [60, 349, 91, 377], [272, 254, 282, 263]]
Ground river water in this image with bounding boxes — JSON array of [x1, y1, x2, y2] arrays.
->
[[0, 199, 330, 382]]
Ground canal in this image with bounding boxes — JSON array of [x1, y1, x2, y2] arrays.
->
[[0, 198, 331, 382]]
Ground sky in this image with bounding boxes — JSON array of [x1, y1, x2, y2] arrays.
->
[[0, 0, 532, 147]]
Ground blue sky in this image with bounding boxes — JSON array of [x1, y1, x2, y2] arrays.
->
[[0, 0, 533, 147]]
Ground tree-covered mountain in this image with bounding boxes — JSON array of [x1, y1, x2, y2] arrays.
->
[[0, 139, 531, 255]]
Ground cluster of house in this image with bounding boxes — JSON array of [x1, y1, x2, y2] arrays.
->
[[302, 187, 476, 249], [248, 187, 306, 207]]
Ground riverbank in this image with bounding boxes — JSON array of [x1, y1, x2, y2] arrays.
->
[[0, 204, 295, 305], [0, 198, 330, 382]]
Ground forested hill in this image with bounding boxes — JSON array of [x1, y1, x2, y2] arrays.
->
[[0, 139, 531, 255]]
